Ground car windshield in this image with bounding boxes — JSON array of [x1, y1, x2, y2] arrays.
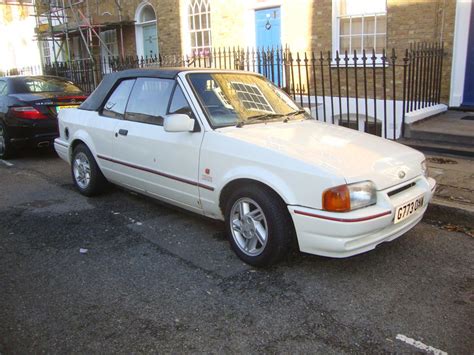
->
[[187, 73, 309, 128], [22, 77, 82, 93]]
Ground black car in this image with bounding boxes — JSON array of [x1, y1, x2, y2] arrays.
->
[[0, 75, 87, 159]]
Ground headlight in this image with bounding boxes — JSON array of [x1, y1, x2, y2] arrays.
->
[[421, 160, 428, 178], [323, 181, 377, 212]]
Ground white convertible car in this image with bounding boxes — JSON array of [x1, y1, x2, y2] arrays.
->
[[55, 69, 436, 266]]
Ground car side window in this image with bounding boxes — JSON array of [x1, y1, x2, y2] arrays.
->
[[125, 78, 174, 126], [102, 79, 135, 119], [0, 81, 7, 96], [168, 85, 194, 118]]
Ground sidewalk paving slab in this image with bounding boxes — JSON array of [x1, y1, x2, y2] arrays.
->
[[424, 153, 474, 231]]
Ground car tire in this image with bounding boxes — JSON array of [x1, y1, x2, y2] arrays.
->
[[224, 184, 295, 267], [0, 121, 14, 160], [71, 143, 107, 196]]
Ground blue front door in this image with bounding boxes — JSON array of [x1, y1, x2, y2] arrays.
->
[[255, 7, 282, 84], [462, 3, 474, 106]]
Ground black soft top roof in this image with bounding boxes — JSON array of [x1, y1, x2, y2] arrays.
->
[[79, 68, 185, 111]]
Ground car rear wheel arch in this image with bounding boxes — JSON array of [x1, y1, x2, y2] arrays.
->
[[71, 142, 108, 196], [69, 139, 88, 161]]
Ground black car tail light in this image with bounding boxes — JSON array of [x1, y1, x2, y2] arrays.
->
[[11, 106, 48, 120]]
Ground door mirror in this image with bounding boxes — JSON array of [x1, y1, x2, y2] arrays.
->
[[163, 114, 195, 132]]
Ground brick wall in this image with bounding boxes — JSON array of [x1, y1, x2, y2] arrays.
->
[[386, 0, 456, 104], [308, 0, 455, 104], [210, 0, 247, 49], [309, 0, 333, 50], [46, 0, 183, 58], [36, 0, 457, 104], [112, 0, 183, 56]]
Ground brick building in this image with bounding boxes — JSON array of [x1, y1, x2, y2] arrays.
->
[[35, 0, 472, 109]]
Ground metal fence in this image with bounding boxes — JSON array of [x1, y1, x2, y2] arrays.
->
[[5, 43, 444, 140]]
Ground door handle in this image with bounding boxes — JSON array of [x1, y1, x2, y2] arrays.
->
[[118, 129, 128, 136]]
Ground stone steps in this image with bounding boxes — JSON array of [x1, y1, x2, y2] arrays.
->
[[398, 138, 474, 157], [400, 110, 474, 157]]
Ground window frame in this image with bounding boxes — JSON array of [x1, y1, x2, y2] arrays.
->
[[100, 29, 119, 58], [185, 72, 301, 130], [230, 81, 275, 114], [41, 41, 52, 66], [21, 77, 83, 94], [187, 0, 212, 56], [168, 83, 192, 116], [167, 82, 201, 132], [332, 0, 387, 65], [100, 78, 136, 120], [1, 0, 34, 4], [0, 80, 8, 96], [99, 77, 203, 132], [123, 77, 175, 127]]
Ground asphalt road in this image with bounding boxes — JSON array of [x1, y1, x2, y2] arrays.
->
[[0, 149, 473, 354]]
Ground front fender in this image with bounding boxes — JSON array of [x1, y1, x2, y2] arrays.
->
[[218, 165, 297, 205]]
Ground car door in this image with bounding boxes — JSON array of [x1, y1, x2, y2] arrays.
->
[[90, 78, 138, 187], [111, 77, 204, 212]]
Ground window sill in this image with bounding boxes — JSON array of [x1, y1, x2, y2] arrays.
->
[[329, 58, 389, 68]]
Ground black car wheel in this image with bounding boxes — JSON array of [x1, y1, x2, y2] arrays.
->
[[224, 184, 295, 267], [71, 143, 108, 196], [0, 122, 14, 160]]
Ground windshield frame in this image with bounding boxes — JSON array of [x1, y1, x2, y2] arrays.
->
[[185, 71, 306, 130]]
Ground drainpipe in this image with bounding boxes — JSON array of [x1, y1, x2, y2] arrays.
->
[[114, 0, 125, 58], [439, 0, 446, 43]]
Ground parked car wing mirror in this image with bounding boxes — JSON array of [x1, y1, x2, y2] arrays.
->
[[163, 114, 195, 133]]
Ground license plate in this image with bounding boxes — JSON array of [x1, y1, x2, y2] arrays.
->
[[394, 195, 424, 224], [56, 105, 79, 113]]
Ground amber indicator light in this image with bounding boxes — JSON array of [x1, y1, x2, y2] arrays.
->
[[322, 185, 351, 212]]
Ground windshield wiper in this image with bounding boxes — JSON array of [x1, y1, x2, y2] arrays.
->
[[246, 113, 285, 121], [285, 109, 306, 117], [285, 109, 306, 116], [281, 109, 308, 123], [236, 113, 284, 127], [235, 110, 307, 127]]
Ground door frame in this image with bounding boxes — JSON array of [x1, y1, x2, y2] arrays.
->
[[134, 2, 159, 58], [243, 0, 283, 49], [449, 0, 472, 107]]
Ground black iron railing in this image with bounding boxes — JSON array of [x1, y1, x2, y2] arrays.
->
[[5, 43, 444, 140]]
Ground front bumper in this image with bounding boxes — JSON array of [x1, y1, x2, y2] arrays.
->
[[289, 176, 436, 258]]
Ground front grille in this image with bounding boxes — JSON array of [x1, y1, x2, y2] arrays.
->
[[388, 182, 416, 197]]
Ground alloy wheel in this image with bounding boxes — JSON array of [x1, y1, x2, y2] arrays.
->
[[73, 152, 91, 189], [230, 197, 268, 256]]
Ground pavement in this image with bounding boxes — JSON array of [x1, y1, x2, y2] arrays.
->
[[0, 149, 473, 354], [424, 153, 474, 232]]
